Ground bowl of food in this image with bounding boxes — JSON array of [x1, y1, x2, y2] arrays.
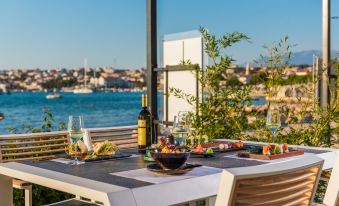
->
[[150, 145, 190, 170]]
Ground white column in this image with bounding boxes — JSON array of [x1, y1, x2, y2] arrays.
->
[[0, 174, 13, 206]]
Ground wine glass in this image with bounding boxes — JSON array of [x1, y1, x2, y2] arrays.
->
[[173, 111, 190, 145], [266, 109, 281, 143], [172, 115, 179, 132], [158, 120, 170, 137], [67, 116, 85, 165], [178, 111, 190, 132]]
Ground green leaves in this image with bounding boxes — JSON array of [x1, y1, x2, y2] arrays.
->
[[199, 26, 250, 64], [171, 29, 338, 147], [252, 36, 338, 148], [169, 88, 197, 106], [219, 32, 251, 48], [199, 27, 220, 62], [170, 27, 251, 139]]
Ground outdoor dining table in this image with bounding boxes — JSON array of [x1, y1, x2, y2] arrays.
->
[[0, 142, 338, 206]]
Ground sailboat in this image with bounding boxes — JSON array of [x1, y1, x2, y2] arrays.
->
[[74, 58, 93, 94]]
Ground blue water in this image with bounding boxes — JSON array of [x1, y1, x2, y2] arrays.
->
[[0, 92, 144, 134], [250, 97, 266, 106], [0, 92, 264, 134]]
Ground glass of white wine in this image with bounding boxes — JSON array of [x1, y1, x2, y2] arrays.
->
[[266, 109, 281, 143], [67, 115, 85, 165], [178, 111, 190, 132], [173, 111, 190, 145]]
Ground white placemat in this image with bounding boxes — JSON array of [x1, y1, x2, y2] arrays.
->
[[223, 152, 315, 164], [110, 166, 222, 184], [50, 158, 74, 164]]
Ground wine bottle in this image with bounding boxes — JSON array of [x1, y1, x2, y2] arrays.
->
[[138, 94, 152, 153]]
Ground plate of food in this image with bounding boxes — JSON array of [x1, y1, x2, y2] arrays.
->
[[65, 140, 131, 162], [213, 141, 244, 152], [190, 144, 215, 157], [236, 143, 304, 160], [189, 141, 244, 157]]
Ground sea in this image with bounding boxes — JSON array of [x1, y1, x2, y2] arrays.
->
[[0, 92, 145, 134], [0, 92, 265, 135]]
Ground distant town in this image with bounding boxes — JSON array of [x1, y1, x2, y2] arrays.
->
[[0, 64, 313, 93], [0, 67, 147, 93]]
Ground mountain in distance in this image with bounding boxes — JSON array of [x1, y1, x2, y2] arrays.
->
[[247, 50, 339, 66], [290, 50, 339, 65]]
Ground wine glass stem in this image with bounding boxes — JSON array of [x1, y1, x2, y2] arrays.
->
[[75, 157, 79, 165], [74, 145, 78, 164]]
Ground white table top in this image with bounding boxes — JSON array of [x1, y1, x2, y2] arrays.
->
[[0, 145, 338, 206]]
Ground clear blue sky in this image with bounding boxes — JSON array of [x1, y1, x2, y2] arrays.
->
[[0, 0, 338, 70]]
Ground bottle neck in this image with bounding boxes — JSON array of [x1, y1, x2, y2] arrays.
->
[[142, 94, 147, 108]]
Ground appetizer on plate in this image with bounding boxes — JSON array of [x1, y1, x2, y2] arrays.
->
[[237, 143, 303, 160], [193, 144, 214, 154], [92, 140, 119, 156], [66, 140, 120, 161], [262, 143, 289, 155], [218, 141, 244, 151]]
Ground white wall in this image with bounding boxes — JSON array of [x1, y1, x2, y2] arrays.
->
[[163, 33, 204, 122]]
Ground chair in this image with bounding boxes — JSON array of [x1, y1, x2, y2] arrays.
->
[[319, 152, 339, 206], [0, 126, 138, 205], [215, 156, 324, 206], [87, 126, 138, 150], [0, 131, 69, 206]]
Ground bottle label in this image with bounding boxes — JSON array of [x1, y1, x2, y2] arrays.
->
[[138, 120, 146, 145]]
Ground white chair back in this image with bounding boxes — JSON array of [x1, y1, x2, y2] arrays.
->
[[215, 156, 324, 206], [323, 152, 339, 206]]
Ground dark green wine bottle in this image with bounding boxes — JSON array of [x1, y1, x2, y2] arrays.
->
[[138, 94, 152, 153]]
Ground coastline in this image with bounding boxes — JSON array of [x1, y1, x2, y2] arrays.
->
[[1, 87, 145, 94]]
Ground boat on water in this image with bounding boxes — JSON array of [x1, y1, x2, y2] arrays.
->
[[74, 58, 93, 94], [73, 88, 93, 94], [46, 93, 63, 99]]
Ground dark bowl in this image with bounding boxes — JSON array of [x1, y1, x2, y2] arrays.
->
[[150, 151, 190, 170]]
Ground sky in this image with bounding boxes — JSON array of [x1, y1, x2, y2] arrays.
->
[[0, 0, 338, 70]]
